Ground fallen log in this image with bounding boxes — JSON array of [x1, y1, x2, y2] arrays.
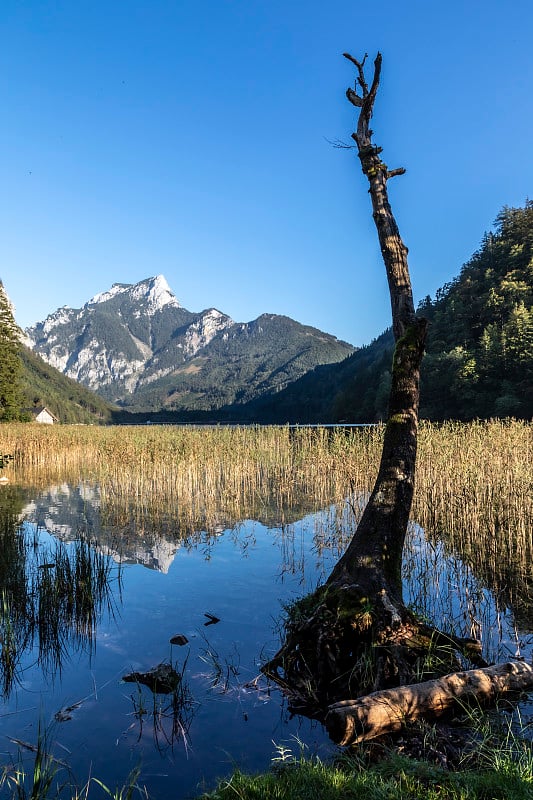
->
[[325, 661, 533, 746]]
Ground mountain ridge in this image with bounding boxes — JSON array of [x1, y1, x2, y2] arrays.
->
[[26, 275, 355, 412]]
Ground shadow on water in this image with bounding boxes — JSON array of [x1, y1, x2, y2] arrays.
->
[[0, 484, 122, 698]]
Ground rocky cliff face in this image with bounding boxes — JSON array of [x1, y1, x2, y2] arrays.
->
[[26, 275, 354, 412]]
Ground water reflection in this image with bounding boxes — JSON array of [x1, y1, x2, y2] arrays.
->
[[124, 658, 196, 754], [1, 480, 336, 799], [0, 485, 122, 697], [402, 524, 532, 665], [0, 478, 531, 798], [18, 481, 326, 575], [433, 525, 533, 637], [8, 480, 533, 670]]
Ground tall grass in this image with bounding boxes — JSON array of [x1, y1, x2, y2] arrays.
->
[[413, 420, 532, 617], [1, 419, 531, 597], [0, 421, 533, 552], [0, 424, 381, 534], [0, 515, 122, 696]]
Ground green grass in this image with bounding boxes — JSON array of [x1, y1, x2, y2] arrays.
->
[[0, 755, 147, 800], [199, 749, 533, 800], [2, 724, 533, 800]]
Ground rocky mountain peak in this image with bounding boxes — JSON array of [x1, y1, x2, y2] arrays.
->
[[88, 275, 180, 314]]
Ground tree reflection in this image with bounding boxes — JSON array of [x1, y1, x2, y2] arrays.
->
[[0, 486, 122, 697]]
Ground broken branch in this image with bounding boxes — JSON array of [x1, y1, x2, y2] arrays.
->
[[387, 167, 407, 180]]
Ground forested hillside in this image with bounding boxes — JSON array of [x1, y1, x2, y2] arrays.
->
[[335, 203, 532, 422], [20, 347, 114, 424], [236, 203, 532, 423], [0, 280, 22, 421], [419, 203, 532, 419]]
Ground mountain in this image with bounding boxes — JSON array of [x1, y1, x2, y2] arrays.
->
[[227, 202, 533, 423], [204, 329, 394, 424], [26, 275, 354, 413]]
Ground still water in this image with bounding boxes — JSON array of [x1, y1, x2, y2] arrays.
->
[[0, 482, 531, 799]]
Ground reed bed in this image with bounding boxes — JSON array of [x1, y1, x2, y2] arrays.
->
[[1, 421, 531, 593], [0, 424, 381, 534], [0, 422, 380, 493], [413, 420, 533, 612]]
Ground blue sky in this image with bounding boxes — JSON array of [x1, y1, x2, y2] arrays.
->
[[1, 0, 531, 346]]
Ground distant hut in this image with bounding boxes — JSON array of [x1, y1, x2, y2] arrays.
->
[[26, 406, 59, 424]]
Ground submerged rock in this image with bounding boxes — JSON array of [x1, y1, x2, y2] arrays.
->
[[170, 633, 189, 646], [122, 662, 182, 694]]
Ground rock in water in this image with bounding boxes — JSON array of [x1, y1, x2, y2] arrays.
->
[[170, 634, 189, 646], [123, 662, 181, 694]]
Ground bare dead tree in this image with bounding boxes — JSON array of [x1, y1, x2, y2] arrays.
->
[[262, 53, 484, 714]]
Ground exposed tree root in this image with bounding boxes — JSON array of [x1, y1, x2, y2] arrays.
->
[[261, 580, 486, 716]]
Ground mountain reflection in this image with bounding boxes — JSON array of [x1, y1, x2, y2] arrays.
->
[[19, 480, 330, 574], [2, 473, 531, 702]]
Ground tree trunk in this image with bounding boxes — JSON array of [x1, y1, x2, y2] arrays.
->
[[262, 53, 484, 713], [329, 53, 424, 602]]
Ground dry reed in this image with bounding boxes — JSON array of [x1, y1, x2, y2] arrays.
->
[[0, 421, 530, 589]]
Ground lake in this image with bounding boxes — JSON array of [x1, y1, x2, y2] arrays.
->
[[1, 474, 531, 799], [0, 421, 531, 798]]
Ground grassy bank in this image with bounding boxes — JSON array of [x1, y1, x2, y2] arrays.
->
[[3, 724, 532, 800], [198, 753, 533, 800], [199, 712, 533, 799]]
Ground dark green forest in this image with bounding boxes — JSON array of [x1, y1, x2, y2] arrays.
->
[[418, 203, 532, 420], [233, 202, 533, 424], [0, 281, 23, 421]]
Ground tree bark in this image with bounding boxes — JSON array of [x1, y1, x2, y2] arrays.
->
[[262, 53, 482, 713], [326, 661, 533, 745], [328, 53, 426, 598]]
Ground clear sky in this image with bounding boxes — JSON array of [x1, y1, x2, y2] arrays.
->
[[1, 0, 531, 346]]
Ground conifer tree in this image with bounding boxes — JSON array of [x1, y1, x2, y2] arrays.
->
[[0, 280, 23, 421]]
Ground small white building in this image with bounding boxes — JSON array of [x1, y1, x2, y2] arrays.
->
[[28, 406, 59, 424]]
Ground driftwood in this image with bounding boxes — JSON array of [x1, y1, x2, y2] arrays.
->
[[326, 661, 533, 745]]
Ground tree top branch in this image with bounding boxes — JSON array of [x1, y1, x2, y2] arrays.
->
[[343, 51, 382, 148]]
